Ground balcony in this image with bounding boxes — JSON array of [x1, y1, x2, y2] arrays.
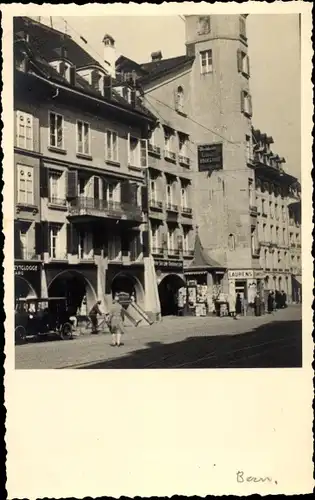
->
[[166, 203, 179, 213], [148, 143, 161, 157], [164, 150, 177, 163], [68, 197, 142, 223], [149, 199, 163, 210], [178, 155, 190, 167], [249, 205, 258, 216], [48, 196, 67, 209], [183, 249, 194, 258], [167, 248, 181, 258], [151, 246, 164, 256], [181, 206, 193, 217]]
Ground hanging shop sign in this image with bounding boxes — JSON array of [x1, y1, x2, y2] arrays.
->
[[228, 270, 254, 279], [198, 142, 223, 172], [154, 259, 183, 269]]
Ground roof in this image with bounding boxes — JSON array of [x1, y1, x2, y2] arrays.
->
[[187, 234, 225, 271], [14, 17, 103, 69], [140, 55, 195, 82], [14, 19, 156, 121]]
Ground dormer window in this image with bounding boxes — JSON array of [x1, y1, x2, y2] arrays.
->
[[175, 86, 184, 113], [50, 60, 72, 83], [116, 86, 132, 104]]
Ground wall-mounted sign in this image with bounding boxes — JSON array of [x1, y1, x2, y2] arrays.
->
[[228, 270, 254, 279], [254, 270, 266, 279], [198, 143, 223, 172], [14, 263, 40, 277], [154, 259, 183, 269]]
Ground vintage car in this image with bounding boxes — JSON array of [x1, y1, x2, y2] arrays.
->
[[15, 297, 74, 344]]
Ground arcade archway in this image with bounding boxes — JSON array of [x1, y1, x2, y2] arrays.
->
[[48, 270, 97, 315], [111, 272, 145, 306], [15, 276, 37, 300], [158, 273, 186, 316]]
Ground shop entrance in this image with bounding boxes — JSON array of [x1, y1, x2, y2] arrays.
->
[[48, 270, 97, 316], [235, 280, 247, 301], [158, 274, 186, 316], [111, 273, 144, 305]]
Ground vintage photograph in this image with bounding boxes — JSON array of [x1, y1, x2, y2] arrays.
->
[[13, 13, 302, 369]]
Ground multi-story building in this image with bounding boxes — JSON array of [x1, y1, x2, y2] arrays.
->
[[116, 13, 301, 313], [14, 17, 158, 319]]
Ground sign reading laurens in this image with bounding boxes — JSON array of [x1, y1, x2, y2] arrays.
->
[[198, 142, 223, 172]]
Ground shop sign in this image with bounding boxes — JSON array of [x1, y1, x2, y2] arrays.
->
[[154, 259, 183, 269], [14, 263, 40, 277], [228, 270, 254, 279], [198, 143, 223, 172]]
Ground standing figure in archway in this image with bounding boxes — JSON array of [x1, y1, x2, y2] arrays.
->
[[89, 300, 102, 334], [108, 295, 125, 347]]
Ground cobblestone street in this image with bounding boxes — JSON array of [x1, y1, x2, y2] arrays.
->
[[15, 306, 302, 369]]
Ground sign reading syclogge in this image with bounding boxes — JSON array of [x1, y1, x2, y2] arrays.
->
[[228, 270, 254, 279]]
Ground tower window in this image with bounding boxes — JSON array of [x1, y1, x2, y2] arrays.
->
[[175, 86, 184, 113], [239, 16, 247, 40], [200, 49, 213, 74]]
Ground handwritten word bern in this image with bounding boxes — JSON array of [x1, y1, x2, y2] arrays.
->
[[237, 471, 276, 484]]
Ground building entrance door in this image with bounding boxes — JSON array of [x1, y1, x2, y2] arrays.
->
[[235, 280, 247, 300]]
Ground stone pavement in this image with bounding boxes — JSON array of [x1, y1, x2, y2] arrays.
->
[[15, 306, 302, 369]]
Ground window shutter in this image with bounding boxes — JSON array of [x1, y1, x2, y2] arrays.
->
[[66, 170, 78, 199], [127, 133, 131, 165], [140, 139, 148, 167], [141, 185, 148, 212], [240, 91, 245, 113], [59, 61, 66, 77], [69, 66, 76, 85], [94, 176, 100, 200], [248, 94, 253, 116], [91, 69, 100, 91], [129, 182, 138, 206], [237, 49, 242, 73], [161, 232, 168, 249], [40, 164, 49, 198], [120, 180, 130, 205], [14, 221, 22, 259], [34, 222, 42, 256], [142, 230, 149, 257], [103, 75, 112, 99], [42, 221, 49, 254]]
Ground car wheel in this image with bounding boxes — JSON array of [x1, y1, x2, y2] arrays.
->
[[60, 322, 73, 340], [15, 326, 26, 344]]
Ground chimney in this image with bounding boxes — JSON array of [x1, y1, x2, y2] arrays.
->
[[103, 75, 112, 100], [151, 50, 162, 62], [102, 34, 116, 78]]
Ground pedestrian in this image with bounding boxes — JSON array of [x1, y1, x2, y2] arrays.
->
[[267, 291, 274, 314], [235, 293, 242, 317], [281, 290, 287, 308], [275, 290, 281, 309], [228, 292, 237, 320], [89, 300, 102, 334], [108, 295, 126, 347]]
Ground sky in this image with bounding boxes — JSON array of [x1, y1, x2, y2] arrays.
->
[[40, 14, 301, 179]]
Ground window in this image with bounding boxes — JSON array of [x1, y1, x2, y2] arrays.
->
[[175, 86, 184, 113], [167, 227, 175, 250], [105, 130, 119, 163], [179, 134, 188, 157], [150, 179, 157, 201], [17, 165, 34, 205], [108, 234, 121, 260], [264, 249, 268, 269], [164, 128, 172, 151], [200, 49, 213, 74], [140, 139, 148, 168], [166, 183, 173, 204], [77, 120, 90, 155], [248, 179, 255, 206], [104, 182, 120, 204], [183, 229, 189, 251], [276, 226, 279, 243], [78, 231, 94, 260], [283, 228, 286, 245], [128, 136, 147, 168], [197, 16, 211, 35], [49, 224, 62, 259], [282, 205, 286, 221], [237, 50, 250, 76], [228, 234, 235, 251], [180, 184, 188, 208], [270, 225, 274, 243], [50, 61, 71, 82], [262, 198, 266, 214], [49, 112, 64, 149], [245, 135, 253, 163], [241, 91, 252, 117], [262, 224, 266, 241], [49, 170, 66, 205], [151, 225, 159, 250], [16, 111, 33, 150], [269, 201, 274, 218]]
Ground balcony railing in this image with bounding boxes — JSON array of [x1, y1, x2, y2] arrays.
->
[[164, 149, 177, 162], [151, 246, 164, 255], [166, 203, 179, 213], [183, 249, 194, 257], [15, 251, 40, 261], [48, 196, 67, 207], [181, 206, 193, 216], [168, 248, 181, 257], [50, 252, 68, 261], [68, 197, 142, 221], [149, 199, 163, 210], [148, 143, 161, 156], [178, 154, 190, 167]]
